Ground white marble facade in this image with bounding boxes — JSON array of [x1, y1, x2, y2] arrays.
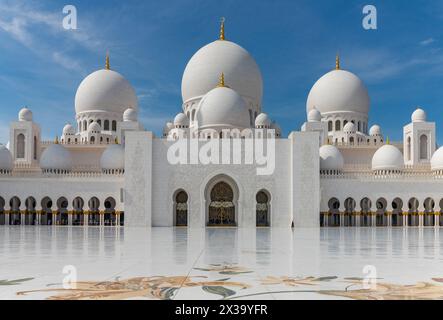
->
[[1, 22, 443, 229]]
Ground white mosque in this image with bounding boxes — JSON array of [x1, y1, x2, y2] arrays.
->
[[0, 21, 442, 228]]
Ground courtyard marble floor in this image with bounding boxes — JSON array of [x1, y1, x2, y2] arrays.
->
[[2, 226, 443, 300]]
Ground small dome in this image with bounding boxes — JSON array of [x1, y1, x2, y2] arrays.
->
[[174, 113, 189, 127], [88, 122, 101, 132], [411, 108, 426, 122], [431, 147, 443, 171], [0, 145, 13, 171], [123, 108, 137, 122], [19, 107, 33, 121], [255, 113, 271, 127], [196, 86, 250, 129], [100, 144, 125, 171], [163, 122, 174, 135], [369, 124, 381, 136], [307, 108, 321, 122], [63, 123, 75, 135], [319, 145, 344, 171], [343, 122, 356, 133], [372, 144, 404, 171], [271, 122, 282, 135], [40, 144, 72, 171]]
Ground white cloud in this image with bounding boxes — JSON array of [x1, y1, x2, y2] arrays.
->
[[0, 1, 106, 74], [420, 38, 436, 46]]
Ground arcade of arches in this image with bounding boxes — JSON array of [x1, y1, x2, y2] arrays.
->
[[0, 196, 122, 226], [321, 197, 443, 227]]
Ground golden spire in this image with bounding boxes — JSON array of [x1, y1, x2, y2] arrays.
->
[[54, 136, 59, 144], [219, 17, 225, 40], [335, 53, 340, 70], [386, 136, 390, 145], [216, 72, 228, 88], [105, 51, 110, 70]]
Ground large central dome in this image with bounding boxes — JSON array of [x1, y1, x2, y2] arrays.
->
[[75, 64, 138, 115], [181, 39, 263, 108]]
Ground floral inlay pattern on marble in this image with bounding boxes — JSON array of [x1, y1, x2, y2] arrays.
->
[[14, 264, 443, 300], [17, 275, 250, 300]]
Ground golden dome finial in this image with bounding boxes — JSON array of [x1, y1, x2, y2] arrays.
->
[[335, 53, 340, 70], [219, 17, 225, 40], [105, 51, 110, 70], [217, 72, 227, 87], [386, 136, 390, 145], [54, 136, 59, 144]]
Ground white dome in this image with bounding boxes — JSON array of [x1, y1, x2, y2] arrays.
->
[[19, 107, 33, 121], [123, 108, 137, 122], [431, 147, 443, 171], [307, 69, 369, 116], [411, 108, 426, 122], [196, 86, 250, 129], [369, 124, 381, 136], [163, 122, 174, 135], [320, 145, 344, 171], [88, 121, 101, 132], [75, 69, 138, 115], [271, 121, 281, 131], [0, 145, 13, 171], [100, 144, 125, 170], [63, 123, 75, 135], [372, 144, 404, 171], [343, 122, 356, 133], [307, 108, 321, 122], [255, 113, 271, 127], [40, 144, 72, 171], [182, 40, 263, 107], [174, 113, 189, 127]]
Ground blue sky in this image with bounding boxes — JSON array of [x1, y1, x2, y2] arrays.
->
[[1, 0, 443, 144]]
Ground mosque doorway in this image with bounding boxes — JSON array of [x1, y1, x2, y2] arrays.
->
[[174, 190, 188, 226], [256, 190, 270, 227], [207, 181, 236, 226]]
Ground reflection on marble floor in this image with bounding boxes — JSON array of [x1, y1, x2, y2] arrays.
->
[[2, 227, 443, 300]]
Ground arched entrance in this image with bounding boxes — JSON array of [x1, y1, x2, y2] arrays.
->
[[88, 197, 100, 226], [344, 197, 356, 226], [328, 198, 340, 227], [41, 197, 53, 225], [256, 190, 270, 227], [207, 181, 236, 226], [9, 197, 21, 225], [408, 197, 419, 226], [57, 197, 69, 225], [392, 198, 403, 226], [174, 190, 188, 226], [376, 198, 387, 226], [25, 197, 37, 225], [104, 197, 117, 226], [72, 197, 84, 226]]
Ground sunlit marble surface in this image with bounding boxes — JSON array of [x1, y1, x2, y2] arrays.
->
[[1, 226, 443, 300]]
